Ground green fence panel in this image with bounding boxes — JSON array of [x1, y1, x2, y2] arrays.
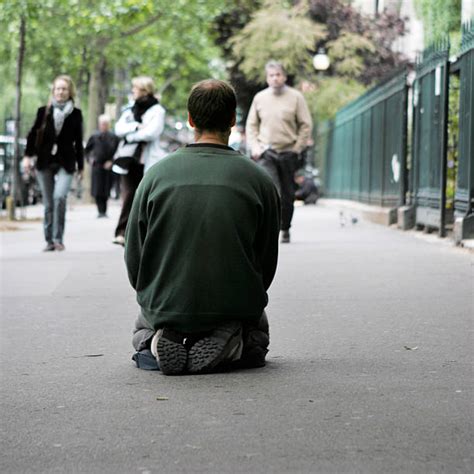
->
[[360, 109, 372, 204], [318, 120, 332, 196], [370, 101, 385, 205], [455, 22, 474, 218], [343, 121, 353, 199], [334, 123, 344, 196], [351, 115, 362, 200], [412, 40, 450, 236], [323, 71, 408, 208], [383, 91, 406, 206]]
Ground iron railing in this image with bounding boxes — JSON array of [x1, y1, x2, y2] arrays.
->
[[454, 21, 474, 220], [321, 23, 473, 240], [322, 71, 408, 209], [411, 40, 451, 236]]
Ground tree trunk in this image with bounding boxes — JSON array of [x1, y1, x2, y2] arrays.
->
[[114, 67, 129, 120], [86, 54, 106, 138], [84, 54, 108, 203], [75, 47, 88, 107], [98, 57, 109, 117], [9, 15, 26, 221]]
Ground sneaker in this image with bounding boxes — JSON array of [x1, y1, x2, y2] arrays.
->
[[281, 230, 290, 243], [43, 243, 55, 252], [112, 235, 125, 246], [232, 346, 267, 370], [54, 243, 65, 251], [187, 321, 243, 374], [232, 327, 269, 370], [151, 328, 188, 375]]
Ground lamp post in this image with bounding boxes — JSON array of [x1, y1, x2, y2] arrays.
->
[[311, 48, 330, 187], [312, 48, 330, 72]]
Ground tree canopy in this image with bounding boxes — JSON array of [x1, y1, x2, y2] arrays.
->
[[1, 0, 415, 137], [231, 1, 326, 82], [216, 0, 408, 125], [0, 0, 226, 136]]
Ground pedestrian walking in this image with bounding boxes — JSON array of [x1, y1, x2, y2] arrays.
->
[[246, 60, 313, 243], [112, 76, 166, 246], [126, 79, 280, 375], [23, 74, 84, 252], [85, 115, 119, 218]]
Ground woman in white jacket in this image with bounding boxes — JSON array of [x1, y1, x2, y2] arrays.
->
[[113, 76, 166, 245]]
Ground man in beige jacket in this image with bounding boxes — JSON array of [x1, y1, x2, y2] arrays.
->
[[246, 61, 313, 243]]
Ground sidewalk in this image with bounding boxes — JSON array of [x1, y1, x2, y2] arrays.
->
[[1, 201, 473, 473], [317, 198, 474, 249]]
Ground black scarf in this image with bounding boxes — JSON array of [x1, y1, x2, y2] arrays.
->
[[132, 95, 159, 122]]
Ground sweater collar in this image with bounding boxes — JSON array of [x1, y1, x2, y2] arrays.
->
[[186, 143, 234, 151]]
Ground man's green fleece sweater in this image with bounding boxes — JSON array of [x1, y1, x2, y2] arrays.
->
[[125, 145, 280, 333]]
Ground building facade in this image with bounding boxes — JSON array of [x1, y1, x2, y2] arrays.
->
[[350, 0, 424, 61]]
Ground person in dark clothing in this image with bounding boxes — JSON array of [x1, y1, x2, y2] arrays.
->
[[126, 79, 280, 375], [23, 74, 84, 252], [85, 115, 119, 217], [294, 171, 319, 205]]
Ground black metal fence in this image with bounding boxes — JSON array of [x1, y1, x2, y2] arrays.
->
[[454, 22, 474, 237], [320, 21, 474, 239], [411, 40, 450, 236]]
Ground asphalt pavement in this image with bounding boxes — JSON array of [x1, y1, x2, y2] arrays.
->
[[1, 199, 473, 474]]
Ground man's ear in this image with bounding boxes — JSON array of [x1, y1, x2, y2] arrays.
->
[[188, 112, 195, 129], [230, 112, 236, 128]]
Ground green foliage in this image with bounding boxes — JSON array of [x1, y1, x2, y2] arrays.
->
[[414, 0, 462, 51], [231, 1, 326, 81], [104, 1, 225, 114], [304, 77, 366, 126], [222, 0, 407, 123], [446, 74, 460, 209], [0, 0, 230, 134], [0, 64, 45, 136], [326, 32, 376, 77]]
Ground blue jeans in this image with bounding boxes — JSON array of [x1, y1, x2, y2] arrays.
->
[[36, 167, 74, 244]]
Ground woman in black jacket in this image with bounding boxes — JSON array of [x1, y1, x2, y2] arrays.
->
[[24, 75, 84, 251]]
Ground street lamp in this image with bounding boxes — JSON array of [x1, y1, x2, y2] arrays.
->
[[313, 48, 330, 71]]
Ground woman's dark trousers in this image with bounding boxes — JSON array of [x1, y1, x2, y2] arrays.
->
[[95, 197, 107, 215], [114, 163, 144, 237]]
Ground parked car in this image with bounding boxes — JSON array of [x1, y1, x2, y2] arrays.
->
[[0, 135, 41, 209]]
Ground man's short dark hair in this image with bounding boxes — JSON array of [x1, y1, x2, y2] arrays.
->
[[187, 79, 237, 133]]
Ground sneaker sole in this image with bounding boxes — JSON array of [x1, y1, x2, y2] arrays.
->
[[187, 327, 242, 374], [156, 334, 187, 375]]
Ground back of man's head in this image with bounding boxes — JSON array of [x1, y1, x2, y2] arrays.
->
[[187, 79, 236, 133]]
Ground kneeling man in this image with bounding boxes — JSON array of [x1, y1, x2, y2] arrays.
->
[[125, 79, 280, 375]]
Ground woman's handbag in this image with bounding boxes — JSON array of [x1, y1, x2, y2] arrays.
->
[[112, 140, 142, 175]]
